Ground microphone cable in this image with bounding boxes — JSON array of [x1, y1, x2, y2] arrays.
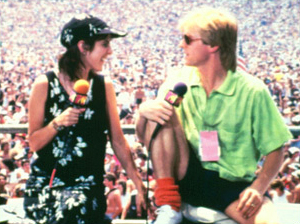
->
[[145, 132, 155, 224], [144, 82, 187, 223], [49, 79, 89, 188]]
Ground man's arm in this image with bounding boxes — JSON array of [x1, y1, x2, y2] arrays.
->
[[237, 147, 284, 218], [252, 148, 284, 195], [135, 99, 174, 143]]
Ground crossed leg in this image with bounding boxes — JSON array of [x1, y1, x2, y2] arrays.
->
[[141, 112, 189, 182], [138, 112, 279, 224]]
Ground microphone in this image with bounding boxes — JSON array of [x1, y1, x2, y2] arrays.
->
[[49, 79, 90, 188], [69, 79, 90, 107], [151, 82, 187, 139]]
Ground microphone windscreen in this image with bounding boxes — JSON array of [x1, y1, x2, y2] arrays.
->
[[173, 82, 187, 97], [164, 82, 187, 107], [74, 79, 90, 95], [70, 79, 90, 107], [151, 82, 187, 139]]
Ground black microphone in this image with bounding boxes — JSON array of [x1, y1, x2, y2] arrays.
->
[[151, 82, 187, 139]]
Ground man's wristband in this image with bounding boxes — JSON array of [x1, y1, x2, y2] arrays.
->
[[52, 120, 65, 132]]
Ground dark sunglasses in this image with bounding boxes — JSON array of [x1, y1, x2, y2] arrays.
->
[[183, 35, 203, 45]]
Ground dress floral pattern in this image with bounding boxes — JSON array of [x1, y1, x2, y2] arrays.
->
[[24, 72, 108, 224]]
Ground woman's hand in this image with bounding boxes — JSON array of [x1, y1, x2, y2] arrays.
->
[[54, 107, 86, 127], [136, 185, 147, 217]]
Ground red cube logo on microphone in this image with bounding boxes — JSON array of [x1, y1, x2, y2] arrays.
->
[[164, 90, 183, 107], [69, 94, 87, 107]]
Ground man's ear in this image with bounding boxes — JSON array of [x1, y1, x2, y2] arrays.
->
[[209, 45, 219, 53]]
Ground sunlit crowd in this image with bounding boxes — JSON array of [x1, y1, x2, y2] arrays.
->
[[0, 0, 299, 221]]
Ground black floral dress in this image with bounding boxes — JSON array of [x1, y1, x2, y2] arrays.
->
[[24, 72, 109, 224]]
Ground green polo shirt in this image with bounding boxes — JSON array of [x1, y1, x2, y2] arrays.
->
[[158, 66, 292, 182]]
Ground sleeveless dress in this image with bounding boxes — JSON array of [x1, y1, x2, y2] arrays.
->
[[24, 72, 109, 224]]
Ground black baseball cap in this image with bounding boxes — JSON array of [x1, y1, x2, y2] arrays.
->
[[60, 14, 127, 48]]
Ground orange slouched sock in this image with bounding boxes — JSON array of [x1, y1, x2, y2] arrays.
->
[[154, 177, 181, 212]]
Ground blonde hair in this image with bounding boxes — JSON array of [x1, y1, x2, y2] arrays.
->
[[178, 7, 238, 72]]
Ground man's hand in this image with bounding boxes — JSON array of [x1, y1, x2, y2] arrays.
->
[[236, 187, 263, 219], [139, 99, 174, 125]]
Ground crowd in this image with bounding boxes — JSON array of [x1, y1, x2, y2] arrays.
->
[[0, 0, 300, 221]]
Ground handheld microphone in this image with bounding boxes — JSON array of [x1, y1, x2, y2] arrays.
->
[[49, 79, 89, 188], [151, 82, 187, 139], [69, 79, 90, 107]]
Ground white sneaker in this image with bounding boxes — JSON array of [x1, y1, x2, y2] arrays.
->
[[154, 205, 182, 224]]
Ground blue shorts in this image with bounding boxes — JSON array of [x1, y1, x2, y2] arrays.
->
[[177, 147, 255, 212]]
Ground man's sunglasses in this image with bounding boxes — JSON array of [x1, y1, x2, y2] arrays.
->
[[183, 35, 204, 45]]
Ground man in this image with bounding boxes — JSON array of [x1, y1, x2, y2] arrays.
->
[[136, 7, 292, 224], [12, 103, 26, 123], [117, 87, 132, 120], [104, 173, 123, 221], [134, 86, 145, 109]]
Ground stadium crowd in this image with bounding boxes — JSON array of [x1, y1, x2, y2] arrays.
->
[[0, 0, 300, 221]]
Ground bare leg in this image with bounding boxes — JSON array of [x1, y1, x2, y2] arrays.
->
[[225, 197, 279, 224], [142, 112, 189, 181], [140, 111, 189, 224]]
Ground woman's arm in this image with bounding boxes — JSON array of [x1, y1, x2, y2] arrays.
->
[[104, 78, 146, 209], [28, 75, 57, 152], [28, 75, 85, 152]]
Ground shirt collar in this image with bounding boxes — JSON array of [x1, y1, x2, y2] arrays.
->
[[187, 68, 237, 96], [215, 70, 237, 96]]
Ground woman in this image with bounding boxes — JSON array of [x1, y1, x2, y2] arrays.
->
[[24, 14, 146, 224]]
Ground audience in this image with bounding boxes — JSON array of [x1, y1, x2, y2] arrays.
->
[[0, 0, 299, 222]]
